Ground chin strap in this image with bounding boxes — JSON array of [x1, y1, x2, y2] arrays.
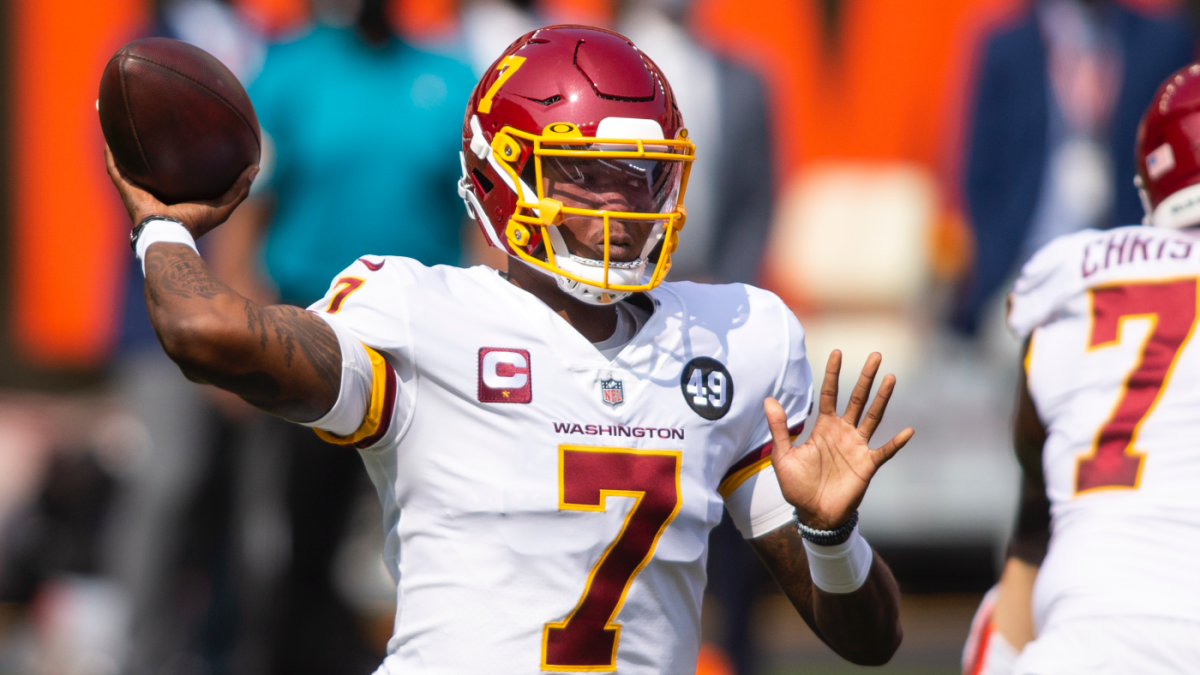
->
[[539, 225, 650, 305], [553, 275, 632, 306]]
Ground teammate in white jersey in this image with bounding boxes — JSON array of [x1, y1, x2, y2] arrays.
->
[[104, 25, 914, 674], [962, 63, 1200, 675]]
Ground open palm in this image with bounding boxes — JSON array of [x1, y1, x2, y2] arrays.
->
[[767, 350, 913, 531]]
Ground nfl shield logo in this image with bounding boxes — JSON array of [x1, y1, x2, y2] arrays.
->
[[601, 378, 624, 407]]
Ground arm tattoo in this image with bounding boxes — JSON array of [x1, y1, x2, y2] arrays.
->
[[751, 523, 902, 665], [187, 367, 282, 403], [143, 243, 342, 418], [754, 526, 810, 579], [144, 245, 231, 300], [753, 526, 817, 608], [244, 300, 271, 351], [243, 301, 342, 386]]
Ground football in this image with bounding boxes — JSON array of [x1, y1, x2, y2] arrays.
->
[[98, 37, 260, 204]]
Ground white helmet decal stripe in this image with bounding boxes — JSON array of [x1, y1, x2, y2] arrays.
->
[[1150, 182, 1200, 230], [468, 115, 491, 160], [458, 150, 507, 250]]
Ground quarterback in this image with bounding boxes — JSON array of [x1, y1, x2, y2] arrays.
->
[[963, 63, 1200, 675], [105, 26, 912, 674]]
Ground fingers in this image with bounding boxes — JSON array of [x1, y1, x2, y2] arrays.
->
[[223, 164, 259, 204], [103, 145, 118, 178], [763, 397, 794, 453], [842, 352, 882, 426], [207, 164, 259, 221], [104, 145, 131, 194], [858, 372, 896, 440], [818, 350, 842, 416], [870, 427, 914, 467], [104, 144, 159, 221], [104, 144, 137, 189]]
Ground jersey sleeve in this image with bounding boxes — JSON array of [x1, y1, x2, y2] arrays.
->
[[722, 305, 814, 539], [1008, 230, 1093, 340], [302, 256, 416, 451]]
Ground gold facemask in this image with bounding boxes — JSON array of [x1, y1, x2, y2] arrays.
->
[[492, 122, 695, 293]]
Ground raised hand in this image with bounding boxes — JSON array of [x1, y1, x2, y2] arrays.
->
[[767, 350, 913, 530], [104, 144, 257, 240]]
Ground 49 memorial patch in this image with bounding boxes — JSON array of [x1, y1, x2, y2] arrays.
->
[[680, 357, 733, 420]]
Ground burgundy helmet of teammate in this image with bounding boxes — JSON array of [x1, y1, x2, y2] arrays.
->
[[457, 25, 695, 305], [1136, 63, 1200, 229]]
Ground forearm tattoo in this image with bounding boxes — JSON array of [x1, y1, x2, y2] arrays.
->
[[752, 526, 816, 605], [142, 244, 341, 416], [143, 246, 230, 301], [752, 524, 901, 665]]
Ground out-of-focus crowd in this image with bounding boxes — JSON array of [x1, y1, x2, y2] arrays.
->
[[0, 1, 1195, 674]]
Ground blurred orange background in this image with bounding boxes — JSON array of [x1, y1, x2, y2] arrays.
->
[[7, 0, 1182, 368]]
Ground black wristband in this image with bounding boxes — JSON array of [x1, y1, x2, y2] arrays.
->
[[793, 509, 859, 546], [130, 215, 184, 253]]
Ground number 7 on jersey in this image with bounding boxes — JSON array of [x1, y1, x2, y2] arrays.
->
[[1077, 278, 1199, 493], [543, 446, 682, 671]]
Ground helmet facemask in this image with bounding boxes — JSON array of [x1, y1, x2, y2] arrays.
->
[[484, 120, 694, 305]]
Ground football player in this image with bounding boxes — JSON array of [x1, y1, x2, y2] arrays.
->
[[963, 62, 1200, 675], [104, 26, 913, 674]]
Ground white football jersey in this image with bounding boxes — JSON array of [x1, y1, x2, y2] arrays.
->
[[306, 256, 812, 675], [1009, 225, 1200, 630]]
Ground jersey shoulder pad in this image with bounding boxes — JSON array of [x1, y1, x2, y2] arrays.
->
[[661, 281, 806, 377], [307, 255, 424, 348], [659, 280, 787, 326], [1008, 229, 1105, 339], [663, 282, 813, 456]]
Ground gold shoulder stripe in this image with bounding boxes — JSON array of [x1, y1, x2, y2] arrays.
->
[[314, 345, 395, 448], [717, 423, 804, 499], [718, 456, 773, 499]]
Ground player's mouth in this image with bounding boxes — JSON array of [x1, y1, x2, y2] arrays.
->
[[560, 217, 649, 263]]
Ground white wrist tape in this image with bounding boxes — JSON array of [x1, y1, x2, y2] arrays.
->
[[803, 527, 873, 594], [136, 220, 198, 275]]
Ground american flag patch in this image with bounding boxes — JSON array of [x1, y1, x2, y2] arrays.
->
[[1147, 142, 1176, 181]]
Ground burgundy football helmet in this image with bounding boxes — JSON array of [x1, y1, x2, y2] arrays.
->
[[1135, 63, 1200, 229], [457, 25, 695, 305]]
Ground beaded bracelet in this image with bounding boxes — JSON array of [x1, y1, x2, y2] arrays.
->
[[793, 509, 859, 546], [130, 215, 185, 252]]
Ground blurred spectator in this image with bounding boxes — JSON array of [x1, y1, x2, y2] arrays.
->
[[153, 0, 265, 81], [0, 397, 145, 675], [0, 450, 117, 607], [208, 1, 474, 673], [221, 0, 475, 307], [955, 0, 1194, 334]]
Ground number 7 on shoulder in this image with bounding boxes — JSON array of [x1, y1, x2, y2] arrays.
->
[[327, 277, 365, 314]]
